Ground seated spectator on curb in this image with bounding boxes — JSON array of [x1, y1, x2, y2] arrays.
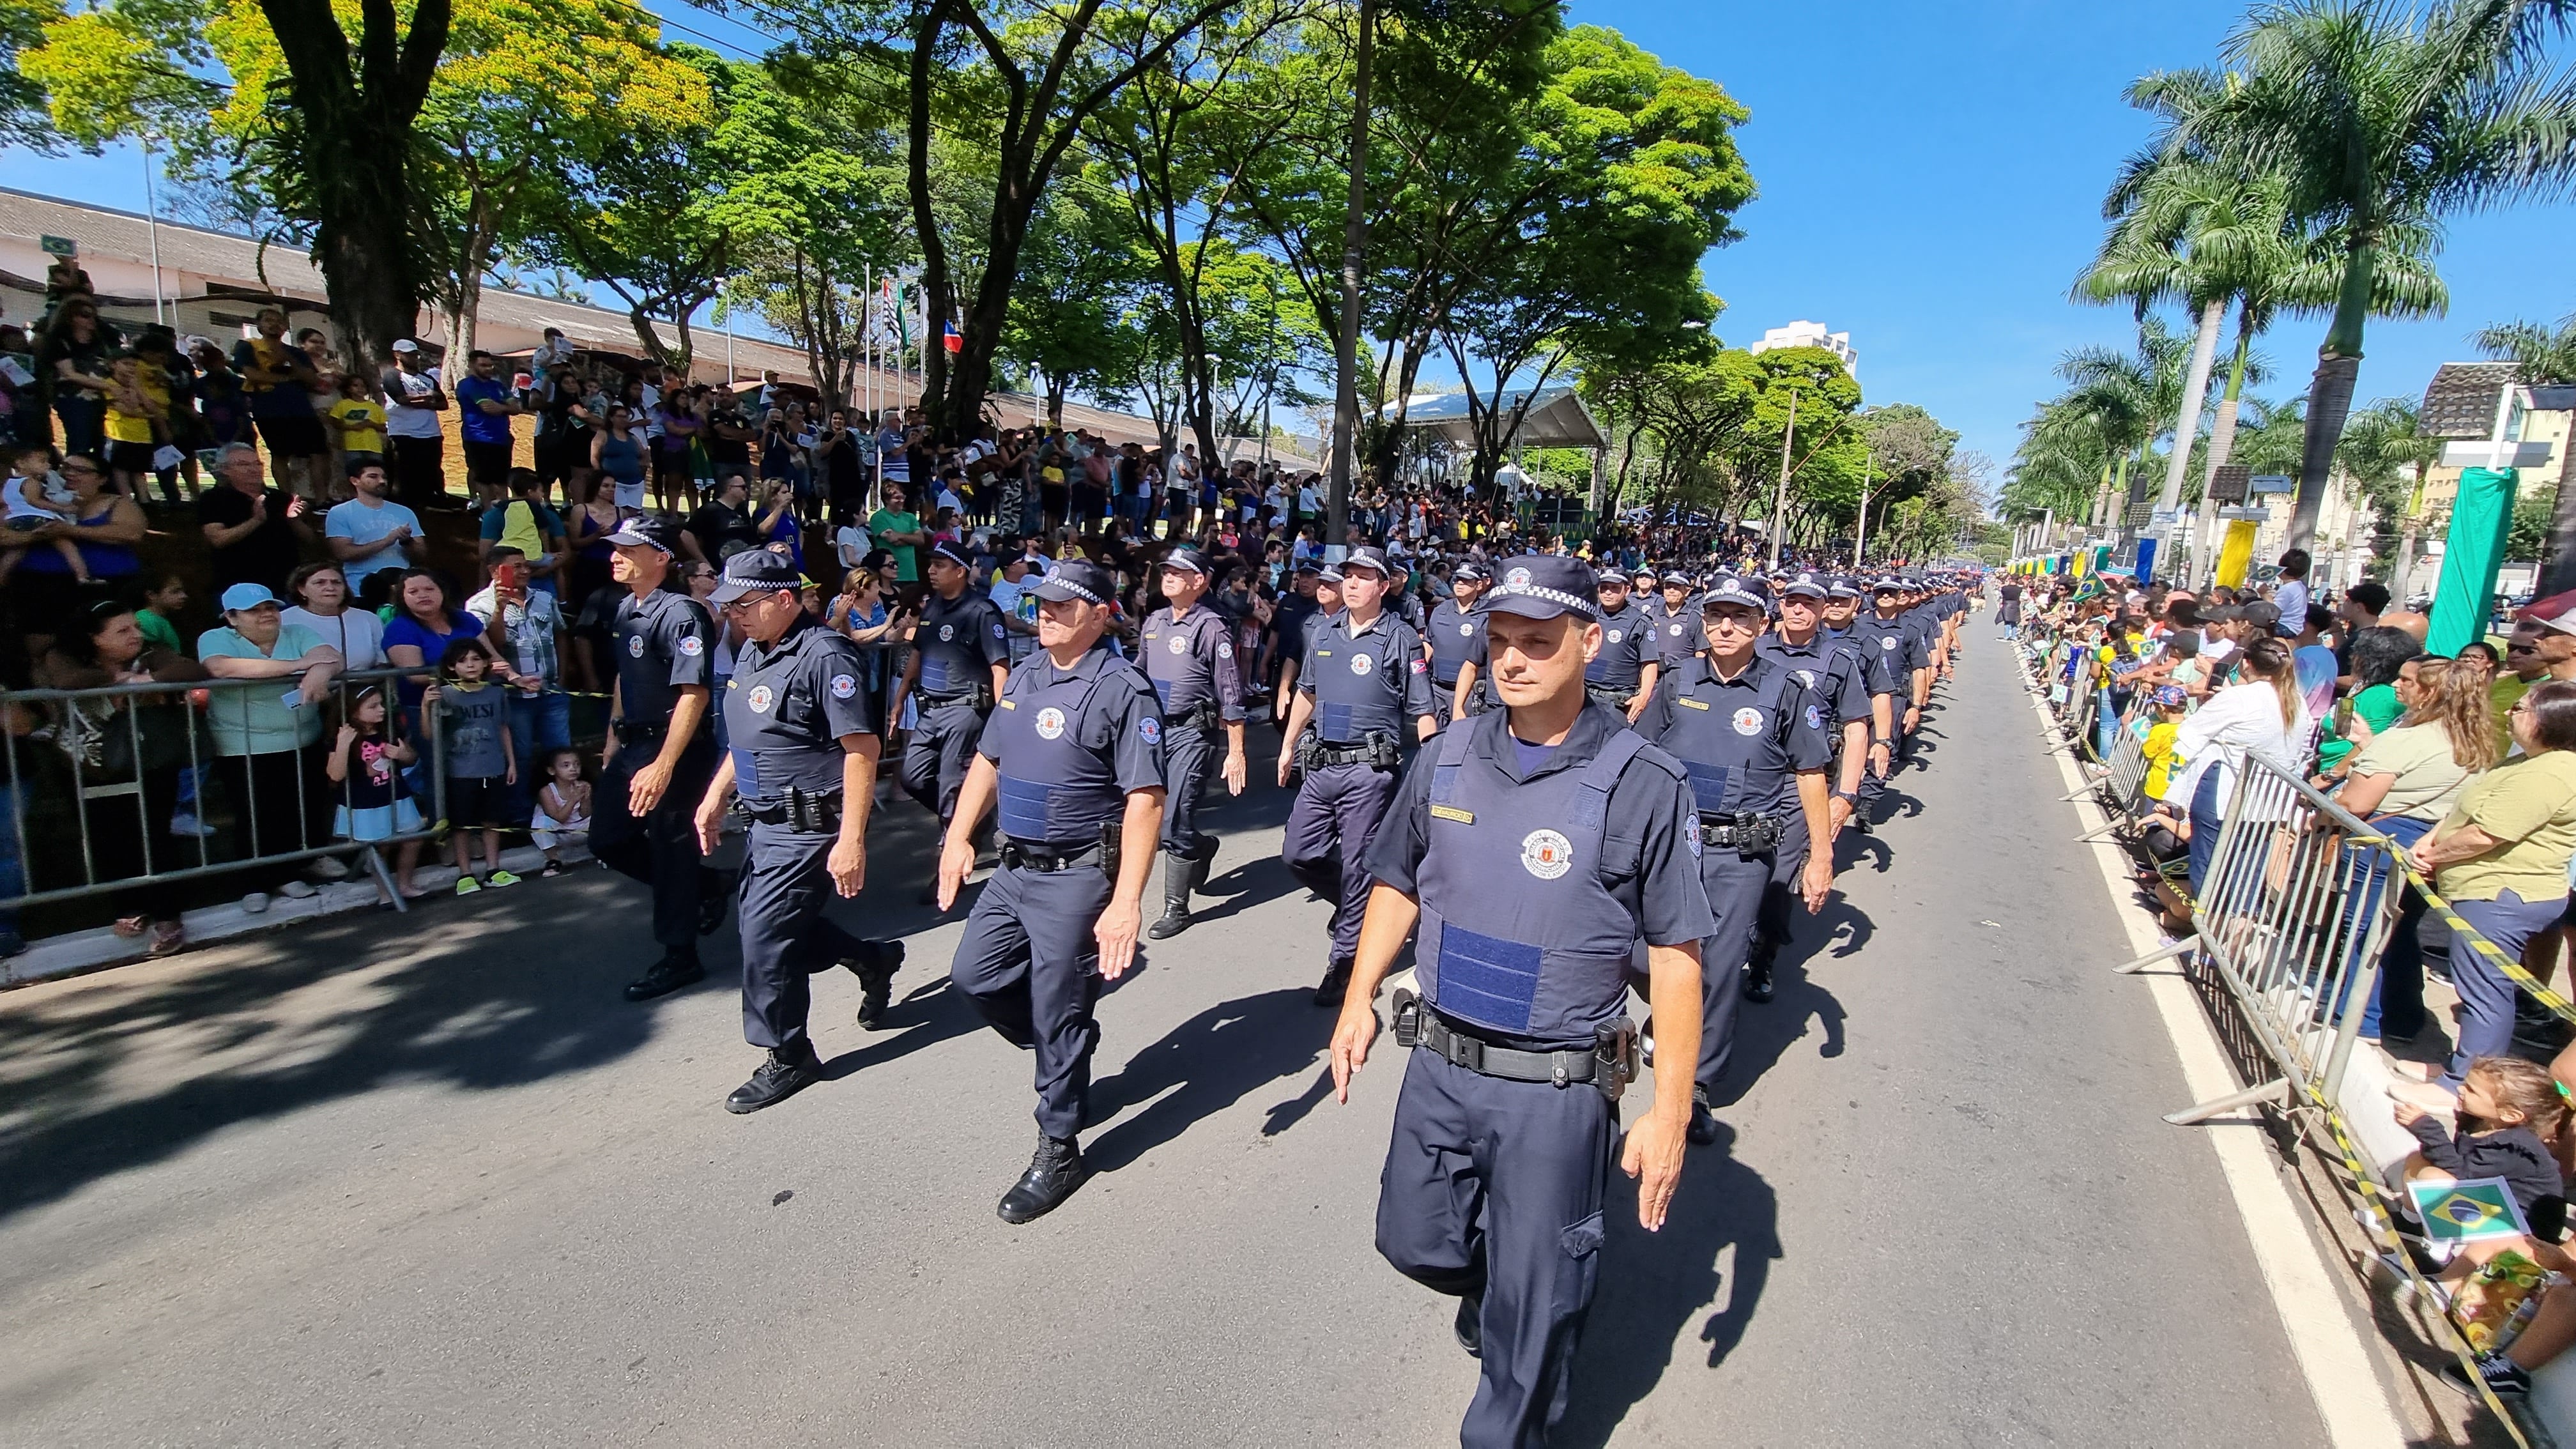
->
[[530, 746, 589, 877]]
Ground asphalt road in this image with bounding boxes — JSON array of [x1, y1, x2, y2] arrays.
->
[[0, 631, 2331, 1447]]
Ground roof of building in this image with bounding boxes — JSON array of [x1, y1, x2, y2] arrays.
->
[[2420, 361, 2576, 438], [1385, 385, 1605, 448]]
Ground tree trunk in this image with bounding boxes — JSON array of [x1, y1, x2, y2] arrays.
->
[[2158, 296, 2224, 513], [2289, 239, 2375, 551], [2390, 460, 2430, 604], [907, 3, 949, 425], [1327, 0, 1374, 550]]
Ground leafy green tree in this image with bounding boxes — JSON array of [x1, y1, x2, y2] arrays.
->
[[2131, 0, 2576, 553], [999, 190, 1154, 426]]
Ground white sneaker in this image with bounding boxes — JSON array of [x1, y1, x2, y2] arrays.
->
[[240, 891, 272, 914], [277, 880, 317, 900], [167, 812, 218, 838], [309, 856, 351, 882]]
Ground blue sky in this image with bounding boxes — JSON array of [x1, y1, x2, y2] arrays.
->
[[13, 0, 2573, 478]]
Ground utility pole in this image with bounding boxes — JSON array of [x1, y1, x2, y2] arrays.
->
[[1767, 388, 1798, 570], [1327, 0, 1375, 551], [1852, 445, 1872, 567]]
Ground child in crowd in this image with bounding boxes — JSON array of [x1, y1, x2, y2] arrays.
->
[[135, 573, 188, 653], [102, 353, 166, 501], [2138, 685, 2191, 806], [326, 685, 426, 905], [327, 372, 387, 472], [427, 636, 518, 893], [530, 746, 589, 878], [1, 443, 89, 584], [2392, 1055, 2572, 1272]]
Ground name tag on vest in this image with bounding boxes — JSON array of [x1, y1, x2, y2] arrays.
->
[[1676, 697, 1710, 710], [998, 699, 1016, 710], [1430, 804, 1475, 824]]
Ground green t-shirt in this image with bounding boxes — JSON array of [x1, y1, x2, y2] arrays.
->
[[2319, 682, 2406, 770], [135, 608, 183, 655], [2436, 750, 2576, 904], [868, 509, 921, 582]]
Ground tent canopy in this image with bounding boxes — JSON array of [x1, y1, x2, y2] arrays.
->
[[1387, 385, 1604, 449]]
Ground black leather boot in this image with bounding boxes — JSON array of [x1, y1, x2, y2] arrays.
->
[[623, 950, 705, 1002], [725, 1041, 822, 1114], [847, 939, 906, 1029], [997, 1133, 1086, 1223], [1189, 834, 1218, 894], [1742, 936, 1777, 1003], [1147, 854, 1195, 940], [1687, 1085, 1722, 1146], [1313, 956, 1354, 1008]]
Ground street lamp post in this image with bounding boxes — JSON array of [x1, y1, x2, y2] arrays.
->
[[1767, 387, 1798, 571]]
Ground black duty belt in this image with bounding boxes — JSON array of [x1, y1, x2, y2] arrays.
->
[[742, 786, 842, 834], [1300, 732, 1400, 770], [999, 822, 1122, 877], [613, 719, 666, 745], [1392, 990, 1634, 1101], [922, 685, 994, 711], [1584, 683, 1637, 705], [1696, 810, 1781, 850]]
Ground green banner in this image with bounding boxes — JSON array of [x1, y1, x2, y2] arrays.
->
[[2428, 466, 2519, 657]]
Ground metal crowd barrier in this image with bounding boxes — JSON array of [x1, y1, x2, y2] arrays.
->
[[0, 664, 448, 918], [2101, 753, 2565, 1447]]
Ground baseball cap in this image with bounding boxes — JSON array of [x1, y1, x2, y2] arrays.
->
[[1596, 567, 1633, 585], [2539, 604, 2576, 636], [391, 339, 420, 355], [1343, 545, 1392, 577], [709, 548, 801, 604], [219, 583, 282, 613], [1825, 574, 1865, 601], [1482, 558, 1600, 622], [2151, 684, 2189, 708], [1778, 570, 1828, 601], [1453, 562, 1488, 583], [605, 516, 680, 553], [927, 540, 972, 571], [1032, 559, 1116, 605], [1701, 573, 1770, 614], [1162, 545, 1211, 575]]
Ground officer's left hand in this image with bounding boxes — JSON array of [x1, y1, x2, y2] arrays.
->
[[1222, 748, 1247, 795], [1624, 694, 1648, 724], [936, 831, 975, 911], [1801, 854, 1833, 914], [1329, 1000, 1377, 1103], [1094, 898, 1143, 980], [629, 758, 675, 815], [829, 836, 866, 897]]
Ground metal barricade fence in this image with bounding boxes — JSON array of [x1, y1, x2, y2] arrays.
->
[[0, 664, 447, 919], [2103, 754, 2564, 1446]]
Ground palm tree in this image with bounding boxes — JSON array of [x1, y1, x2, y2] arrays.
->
[[2131, 0, 2576, 553], [2055, 337, 2161, 529], [2008, 397, 2115, 530], [2474, 312, 2576, 592], [2340, 395, 2446, 599], [2080, 157, 2243, 520]]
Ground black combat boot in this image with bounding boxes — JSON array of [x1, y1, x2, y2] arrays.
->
[[725, 1041, 823, 1114], [1742, 935, 1777, 1004], [997, 1133, 1086, 1223], [623, 949, 705, 1002], [1188, 834, 1218, 894], [696, 868, 735, 936], [1687, 1084, 1722, 1146], [1453, 1291, 1484, 1359], [1147, 853, 1195, 940], [847, 940, 906, 1029], [1314, 956, 1354, 1008]]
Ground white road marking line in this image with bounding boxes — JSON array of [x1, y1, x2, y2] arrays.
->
[[2017, 671, 2403, 1449]]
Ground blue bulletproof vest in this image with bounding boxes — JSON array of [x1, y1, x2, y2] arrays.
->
[[990, 658, 1127, 845], [1141, 604, 1218, 713], [1652, 656, 1809, 816], [1425, 601, 1481, 684], [1413, 713, 1649, 1046], [1308, 616, 1409, 743]]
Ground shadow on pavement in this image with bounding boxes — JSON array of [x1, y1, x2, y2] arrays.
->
[[821, 977, 984, 1079], [1708, 944, 1846, 1112], [1082, 987, 1324, 1172], [0, 870, 676, 1225], [1557, 1119, 1777, 1448]]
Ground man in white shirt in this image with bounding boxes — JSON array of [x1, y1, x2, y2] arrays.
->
[[2272, 548, 2311, 636], [324, 460, 427, 601], [380, 339, 447, 511]]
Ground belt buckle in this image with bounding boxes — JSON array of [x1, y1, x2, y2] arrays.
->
[[1446, 1029, 1484, 1073]]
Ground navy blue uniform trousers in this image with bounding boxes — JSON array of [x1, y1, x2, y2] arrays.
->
[[1283, 759, 1402, 962], [1695, 849, 1768, 1089], [592, 738, 716, 951], [949, 859, 1111, 1138], [901, 698, 986, 824], [1756, 805, 1815, 953], [1160, 723, 1215, 856], [1378, 1049, 1613, 1449], [737, 820, 888, 1050]]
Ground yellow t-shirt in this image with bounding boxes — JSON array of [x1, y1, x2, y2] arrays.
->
[[2434, 750, 2576, 904], [104, 400, 155, 445], [2142, 719, 2181, 800], [329, 397, 387, 454]]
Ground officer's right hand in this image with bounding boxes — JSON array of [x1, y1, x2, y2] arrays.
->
[[1867, 742, 1889, 779], [1329, 1000, 1378, 1104], [1621, 1108, 1689, 1232], [693, 793, 726, 856], [936, 830, 975, 912], [1275, 749, 1294, 790]]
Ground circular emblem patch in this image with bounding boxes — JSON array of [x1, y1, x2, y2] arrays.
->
[[1351, 653, 1373, 677], [1731, 707, 1763, 735], [1034, 706, 1067, 740], [1169, 634, 1188, 654], [1139, 716, 1161, 744], [1505, 566, 1533, 589], [1520, 829, 1574, 880], [829, 673, 855, 700], [939, 624, 955, 642], [1804, 703, 1823, 731], [1216, 641, 1233, 659], [991, 622, 1006, 639], [1880, 636, 1896, 651], [627, 634, 645, 657], [678, 635, 703, 657], [1459, 622, 1473, 637], [747, 684, 776, 713], [1607, 629, 1623, 643]]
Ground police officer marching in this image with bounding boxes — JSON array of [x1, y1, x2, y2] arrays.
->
[[1278, 545, 1436, 1007], [938, 558, 1166, 1223], [1140, 545, 1248, 941], [1424, 562, 1491, 728], [1636, 571, 1834, 1132], [892, 540, 1011, 903], [1819, 573, 1896, 832], [1647, 569, 1706, 674], [1326, 555, 1713, 1449], [1749, 569, 1870, 1001], [1847, 578, 1922, 812], [691, 550, 902, 1113], [1583, 569, 1660, 724], [596, 516, 731, 1002]]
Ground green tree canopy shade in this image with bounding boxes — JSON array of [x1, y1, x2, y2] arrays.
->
[[2474, 311, 2576, 590], [2128, 0, 2576, 554]]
